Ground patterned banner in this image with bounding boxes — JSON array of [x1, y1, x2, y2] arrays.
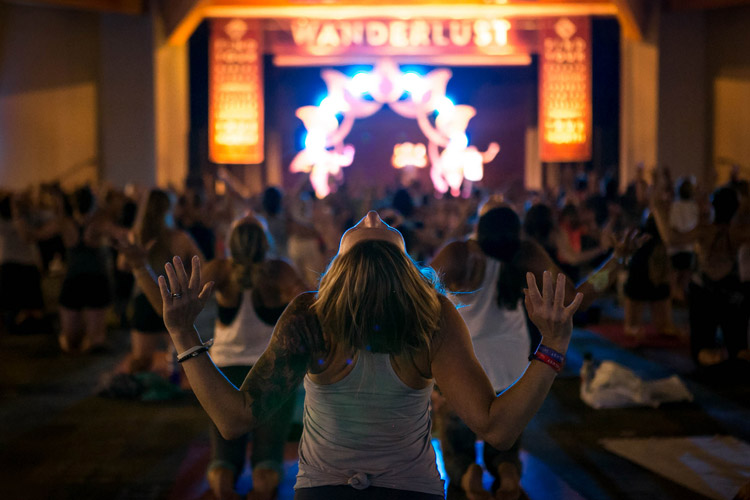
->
[[538, 16, 592, 162], [209, 18, 264, 164]]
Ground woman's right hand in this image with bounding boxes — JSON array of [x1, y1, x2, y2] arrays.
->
[[158, 255, 214, 345], [524, 271, 582, 353]]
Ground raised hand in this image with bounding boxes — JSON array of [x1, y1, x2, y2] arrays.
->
[[158, 255, 214, 339], [614, 228, 650, 263], [524, 271, 582, 352], [115, 233, 153, 270]]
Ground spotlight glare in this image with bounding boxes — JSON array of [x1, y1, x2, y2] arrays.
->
[[436, 96, 455, 115], [450, 133, 469, 149], [348, 72, 376, 95], [319, 96, 347, 114], [305, 132, 326, 151], [402, 72, 426, 99]]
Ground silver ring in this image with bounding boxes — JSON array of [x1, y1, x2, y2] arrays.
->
[[171, 292, 182, 298]]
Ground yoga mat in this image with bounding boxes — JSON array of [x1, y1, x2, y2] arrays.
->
[[600, 435, 750, 499]]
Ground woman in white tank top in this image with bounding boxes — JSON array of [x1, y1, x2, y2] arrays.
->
[[145, 211, 588, 500], [120, 215, 306, 500], [431, 204, 642, 500]]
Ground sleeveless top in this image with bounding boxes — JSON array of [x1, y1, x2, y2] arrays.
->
[[210, 289, 274, 367], [453, 258, 530, 392], [296, 349, 444, 495], [66, 222, 111, 277], [0, 219, 39, 266]]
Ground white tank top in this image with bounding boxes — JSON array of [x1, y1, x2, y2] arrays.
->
[[452, 257, 531, 391], [210, 289, 274, 367], [296, 349, 444, 495]]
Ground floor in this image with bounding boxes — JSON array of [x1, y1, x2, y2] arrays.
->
[[1, 297, 748, 500]]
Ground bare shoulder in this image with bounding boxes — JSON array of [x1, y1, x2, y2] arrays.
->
[[273, 292, 327, 358], [205, 257, 232, 283], [257, 258, 307, 303], [169, 228, 193, 245], [431, 294, 466, 350], [431, 240, 484, 291], [433, 239, 472, 263], [517, 239, 552, 271], [261, 258, 300, 279]]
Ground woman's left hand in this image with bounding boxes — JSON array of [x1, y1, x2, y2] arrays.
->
[[158, 255, 214, 341], [524, 271, 582, 353]]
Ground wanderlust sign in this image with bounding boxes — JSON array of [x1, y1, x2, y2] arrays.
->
[[269, 18, 537, 58]]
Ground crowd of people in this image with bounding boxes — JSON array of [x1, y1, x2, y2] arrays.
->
[[1, 162, 749, 500]]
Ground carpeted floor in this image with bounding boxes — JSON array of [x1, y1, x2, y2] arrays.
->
[[2, 296, 749, 499]]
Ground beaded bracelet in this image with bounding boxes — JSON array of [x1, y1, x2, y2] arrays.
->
[[528, 344, 565, 373]]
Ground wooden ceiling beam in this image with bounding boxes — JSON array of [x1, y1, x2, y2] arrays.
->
[[157, 0, 207, 46], [610, 0, 651, 40], [203, 0, 617, 20], [1, 0, 144, 14], [159, 0, 621, 46], [665, 0, 750, 10]]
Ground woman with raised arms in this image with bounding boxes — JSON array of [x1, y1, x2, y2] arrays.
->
[[155, 211, 583, 500]]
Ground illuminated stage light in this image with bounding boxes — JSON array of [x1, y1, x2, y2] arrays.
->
[[319, 96, 348, 114], [435, 96, 455, 115], [304, 131, 326, 151], [348, 72, 378, 95], [449, 133, 469, 149], [463, 149, 485, 182], [292, 59, 499, 198], [401, 72, 426, 100], [392, 142, 428, 169]]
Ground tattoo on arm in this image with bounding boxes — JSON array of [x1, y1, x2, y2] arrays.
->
[[238, 293, 325, 423]]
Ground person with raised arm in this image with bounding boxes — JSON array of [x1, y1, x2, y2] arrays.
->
[[152, 211, 583, 500], [119, 215, 306, 500], [430, 204, 642, 500]]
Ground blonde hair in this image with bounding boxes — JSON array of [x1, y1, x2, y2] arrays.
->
[[228, 218, 269, 289], [313, 240, 444, 355]]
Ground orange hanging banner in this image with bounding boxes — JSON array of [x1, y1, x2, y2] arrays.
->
[[209, 18, 264, 164], [538, 16, 592, 163]]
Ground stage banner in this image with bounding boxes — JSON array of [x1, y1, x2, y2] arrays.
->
[[209, 18, 264, 164], [268, 18, 537, 60], [538, 16, 592, 163]]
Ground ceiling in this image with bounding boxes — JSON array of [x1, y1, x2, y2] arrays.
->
[[5, 0, 750, 46], [1, 0, 144, 14]]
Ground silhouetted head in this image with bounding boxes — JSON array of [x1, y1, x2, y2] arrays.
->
[[676, 177, 695, 201], [523, 203, 554, 246], [392, 188, 414, 218], [262, 187, 283, 216], [477, 206, 521, 263], [711, 187, 739, 224], [0, 194, 11, 220], [74, 186, 95, 216]]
